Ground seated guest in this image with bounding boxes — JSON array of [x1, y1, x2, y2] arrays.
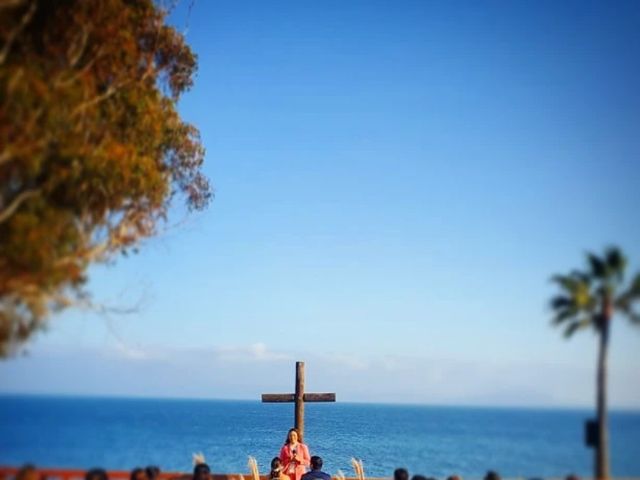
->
[[131, 469, 148, 480], [16, 465, 39, 480], [270, 457, 290, 480], [86, 469, 109, 480], [193, 464, 211, 480], [484, 472, 500, 480], [394, 469, 409, 480], [301, 457, 330, 480], [146, 467, 160, 480], [410, 476, 428, 480]]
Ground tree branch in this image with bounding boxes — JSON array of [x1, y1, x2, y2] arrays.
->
[[0, 0, 36, 66], [71, 81, 129, 117], [0, 188, 40, 224], [67, 26, 90, 68], [55, 47, 103, 88]]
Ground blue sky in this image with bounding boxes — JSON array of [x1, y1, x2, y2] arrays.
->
[[2, 0, 640, 407]]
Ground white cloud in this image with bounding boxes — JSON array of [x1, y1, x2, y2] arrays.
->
[[213, 342, 292, 363], [319, 353, 370, 371], [111, 341, 150, 361], [1, 343, 639, 408]]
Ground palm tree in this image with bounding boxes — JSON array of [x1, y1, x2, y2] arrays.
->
[[550, 246, 640, 480]]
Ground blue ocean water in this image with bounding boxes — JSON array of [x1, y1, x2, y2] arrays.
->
[[1, 396, 639, 479]]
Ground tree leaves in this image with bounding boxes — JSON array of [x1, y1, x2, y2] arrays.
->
[[0, 0, 211, 356], [563, 318, 591, 338], [605, 246, 626, 282], [587, 253, 607, 279], [550, 247, 639, 339]]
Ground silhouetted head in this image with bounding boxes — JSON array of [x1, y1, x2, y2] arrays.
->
[[394, 469, 409, 480], [411, 475, 429, 480], [145, 467, 160, 480], [565, 475, 580, 480], [286, 428, 300, 444], [85, 469, 108, 480], [270, 458, 283, 479], [16, 465, 39, 480], [130, 468, 147, 480], [485, 471, 500, 480], [447, 476, 461, 480], [310, 457, 323, 471], [193, 464, 211, 480]]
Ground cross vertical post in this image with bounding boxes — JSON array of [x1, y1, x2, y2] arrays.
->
[[295, 361, 305, 439]]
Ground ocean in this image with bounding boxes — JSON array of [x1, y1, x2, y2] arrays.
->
[[1, 396, 639, 479]]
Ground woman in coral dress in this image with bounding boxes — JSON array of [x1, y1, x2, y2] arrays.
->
[[278, 428, 310, 480]]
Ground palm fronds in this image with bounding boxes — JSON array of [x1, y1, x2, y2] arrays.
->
[[551, 247, 640, 334]]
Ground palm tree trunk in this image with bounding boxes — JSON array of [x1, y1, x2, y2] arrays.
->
[[596, 314, 610, 480]]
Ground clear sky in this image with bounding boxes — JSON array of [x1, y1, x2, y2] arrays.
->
[[1, 0, 640, 407]]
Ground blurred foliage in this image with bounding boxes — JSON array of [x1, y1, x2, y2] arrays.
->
[[0, 0, 211, 356], [550, 247, 640, 337]]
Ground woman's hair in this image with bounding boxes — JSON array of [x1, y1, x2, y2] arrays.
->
[[270, 458, 282, 479], [285, 427, 299, 444]]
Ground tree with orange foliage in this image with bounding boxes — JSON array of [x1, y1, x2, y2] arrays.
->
[[0, 0, 211, 356]]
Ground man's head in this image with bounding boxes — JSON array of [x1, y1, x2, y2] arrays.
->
[[131, 468, 147, 480], [145, 466, 160, 480], [85, 469, 108, 480], [394, 469, 409, 480], [16, 465, 39, 480], [484, 471, 500, 480], [310, 456, 323, 471], [193, 464, 211, 480]]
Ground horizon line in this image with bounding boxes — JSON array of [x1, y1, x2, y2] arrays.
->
[[2, 391, 639, 413]]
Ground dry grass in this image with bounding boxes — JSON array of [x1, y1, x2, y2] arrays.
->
[[350, 458, 365, 480], [248, 456, 260, 480]]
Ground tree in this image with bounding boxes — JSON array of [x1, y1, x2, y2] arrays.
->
[[0, 0, 211, 356], [550, 247, 640, 480]]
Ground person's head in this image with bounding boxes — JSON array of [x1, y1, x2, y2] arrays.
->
[[394, 469, 409, 480], [85, 469, 108, 480], [193, 464, 211, 480], [16, 465, 39, 480], [131, 468, 147, 480], [270, 458, 283, 479], [447, 476, 461, 480], [565, 475, 580, 480], [310, 457, 323, 471], [145, 467, 160, 480], [285, 428, 300, 444], [484, 471, 500, 480], [410, 475, 428, 480]]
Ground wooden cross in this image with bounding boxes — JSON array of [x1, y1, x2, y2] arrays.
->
[[261, 361, 336, 441]]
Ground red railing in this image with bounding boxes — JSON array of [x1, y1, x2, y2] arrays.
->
[[0, 469, 273, 480]]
